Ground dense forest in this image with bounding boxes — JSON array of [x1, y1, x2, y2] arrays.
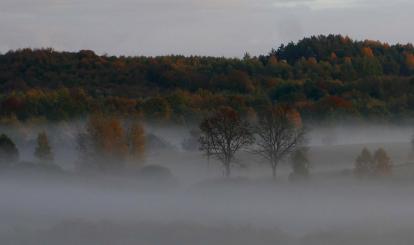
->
[[1, 34, 414, 123]]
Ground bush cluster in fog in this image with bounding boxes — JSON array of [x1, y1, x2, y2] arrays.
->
[[355, 147, 392, 177]]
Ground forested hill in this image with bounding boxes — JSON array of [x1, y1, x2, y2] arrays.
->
[[1, 34, 414, 123]]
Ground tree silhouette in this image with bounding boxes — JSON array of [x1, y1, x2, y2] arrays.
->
[[254, 106, 306, 179], [0, 134, 19, 166], [199, 107, 253, 177]]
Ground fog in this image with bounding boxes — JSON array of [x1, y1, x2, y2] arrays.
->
[[1, 122, 414, 244]]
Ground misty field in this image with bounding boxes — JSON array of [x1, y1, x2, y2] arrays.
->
[[0, 122, 414, 245]]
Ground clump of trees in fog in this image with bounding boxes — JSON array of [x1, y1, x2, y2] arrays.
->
[[77, 115, 146, 172], [355, 147, 392, 177]]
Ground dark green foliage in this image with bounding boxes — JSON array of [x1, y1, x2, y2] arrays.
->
[[0, 35, 414, 122]]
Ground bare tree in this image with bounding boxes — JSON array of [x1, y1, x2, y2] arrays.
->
[[199, 107, 254, 177], [254, 106, 306, 179]]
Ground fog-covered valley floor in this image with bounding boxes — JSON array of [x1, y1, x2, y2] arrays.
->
[[1, 123, 414, 245]]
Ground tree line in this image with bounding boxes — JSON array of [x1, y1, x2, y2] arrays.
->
[[0, 35, 414, 123], [0, 109, 395, 180]]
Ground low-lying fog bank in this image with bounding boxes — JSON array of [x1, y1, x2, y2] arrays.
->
[[1, 171, 414, 245], [1, 122, 414, 244]]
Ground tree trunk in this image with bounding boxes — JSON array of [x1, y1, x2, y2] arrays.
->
[[272, 165, 277, 180], [224, 162, 231, 177]]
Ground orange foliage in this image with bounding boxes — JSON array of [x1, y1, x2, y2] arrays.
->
[[405, 53, 414, 69], [330, 52, 337, 61], [361, 47, 374, 58], [307, 57, 318, 65], [287, 109, 303, 128], [87, 115, 128, 158]]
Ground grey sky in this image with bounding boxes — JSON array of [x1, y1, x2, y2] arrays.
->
[[0, 0, 412, 57]]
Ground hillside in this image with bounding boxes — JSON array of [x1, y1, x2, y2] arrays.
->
[[1, 34, 414, 122]]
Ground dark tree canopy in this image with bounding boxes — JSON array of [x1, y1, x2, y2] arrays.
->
[[0, 35, 414, 123], [0, 134, 19, 166]]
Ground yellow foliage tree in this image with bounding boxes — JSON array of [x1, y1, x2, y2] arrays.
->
[[86, 114, 128, 171], [127, 120, 146, 165], [361, 47, 374, 58]]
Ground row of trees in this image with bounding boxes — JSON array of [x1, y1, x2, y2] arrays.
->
[[199, 106, 306, 179], [0, 35, 414, 123], [0, 116, 146, 173], [0, 118, 396, 181]]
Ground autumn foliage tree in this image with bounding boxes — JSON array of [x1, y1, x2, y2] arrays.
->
[[199, 107, 254, 177], [127, 120, 146, 166], [83, 114, 128, 171], [77, 115, 147, 172]]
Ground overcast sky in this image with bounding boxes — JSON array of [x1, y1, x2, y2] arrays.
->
[[0, 0, 412, 57]]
